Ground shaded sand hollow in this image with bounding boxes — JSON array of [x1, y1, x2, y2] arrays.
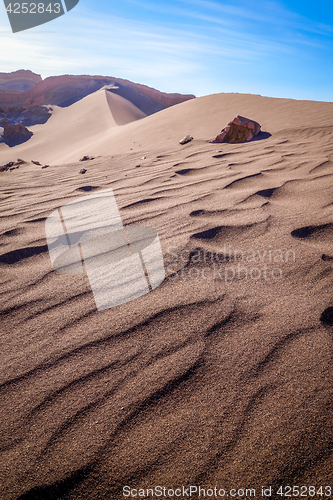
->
[[0, 91, 333, 499]]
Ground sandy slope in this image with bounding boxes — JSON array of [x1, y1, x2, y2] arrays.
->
[[0, 93, 333, 500], [0, 88, 146, 165]]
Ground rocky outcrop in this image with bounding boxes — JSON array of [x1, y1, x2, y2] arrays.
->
[[0, 161, 14, 172], [0, 123, 33, 147], [0, 105, 51, 127], [210, 116, 261, 144]]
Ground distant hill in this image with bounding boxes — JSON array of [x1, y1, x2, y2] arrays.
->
[[0, 70, 196, 115]]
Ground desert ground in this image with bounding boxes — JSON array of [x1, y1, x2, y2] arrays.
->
[[1, 91, 333, 499]]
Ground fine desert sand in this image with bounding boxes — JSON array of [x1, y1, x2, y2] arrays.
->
[[1, 90, 333, 499]]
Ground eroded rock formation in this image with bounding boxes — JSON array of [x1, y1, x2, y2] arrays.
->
[[211, 115, 261, 143], [0, 123, 33, 147], [0, 71, 195, 114]]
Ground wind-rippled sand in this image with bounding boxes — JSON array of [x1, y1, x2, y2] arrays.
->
[[1, 93, 333, 499]]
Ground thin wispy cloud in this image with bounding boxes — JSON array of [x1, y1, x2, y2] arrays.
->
[[0, 0, 332, 100]]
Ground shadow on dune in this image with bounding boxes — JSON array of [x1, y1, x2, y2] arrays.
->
[[175, 168, 194, 175], [0, 245, 48, 264], [322, 254, 333, 262], [320, 307, 333, 326], [76, 186, 99, 192], [190, 209, 205, 217], [25, 217, 47, 223], [191, 226, 223, 240], [251, 130, 272, 141], [191, 218, 270, 242], [209, 131, 271, 146], [255, 188, 276, 198], [291, 223, 333, 239], [123, 197, 158, 208], [1, 228, 22, 237], [17, 468, 90, 500]]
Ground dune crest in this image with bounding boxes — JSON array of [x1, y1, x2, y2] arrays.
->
[[104, 88, 146, 126]]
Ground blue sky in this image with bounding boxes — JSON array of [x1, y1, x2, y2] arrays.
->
[[0, 0, 332, 100]]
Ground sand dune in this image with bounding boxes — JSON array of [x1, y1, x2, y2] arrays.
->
[[0, 88, 146, 165], [0, 92, 333, 499], [1, 91, 333, 167]]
